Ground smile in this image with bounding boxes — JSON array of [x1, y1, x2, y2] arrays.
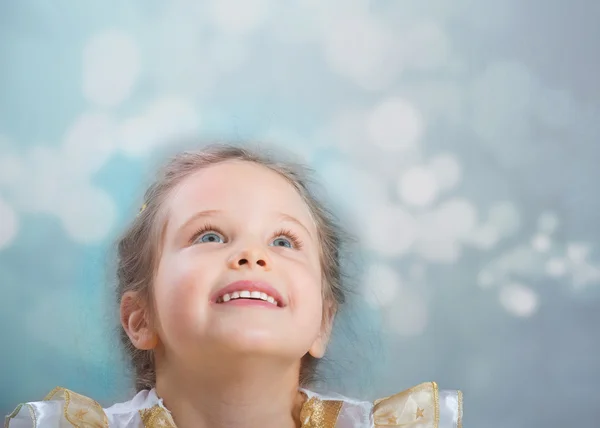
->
[[213, 280, 285, 307], [217, 290, 278, 306]]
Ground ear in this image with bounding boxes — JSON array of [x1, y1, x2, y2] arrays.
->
[[120, 291, 158, 350], [308, 300, 337, 359]]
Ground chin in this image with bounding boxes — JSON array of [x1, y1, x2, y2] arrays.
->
[[222, 329, 285, 353], [207, 329, 305, 362]]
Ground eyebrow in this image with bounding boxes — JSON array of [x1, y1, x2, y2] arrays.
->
[[175, 209, 313, 239], [176, 209, 223, 238], [276, 212, 313, 239]]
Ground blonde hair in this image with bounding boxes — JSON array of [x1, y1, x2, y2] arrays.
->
[[116, 143, 351, 391]]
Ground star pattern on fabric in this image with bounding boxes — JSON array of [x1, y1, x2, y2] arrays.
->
[[74, 408, 89, 419], [416, 407, 425, 419]]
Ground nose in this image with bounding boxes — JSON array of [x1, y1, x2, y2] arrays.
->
[[227, 245, 272, 271]]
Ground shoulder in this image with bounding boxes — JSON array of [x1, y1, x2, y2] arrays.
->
[[4, 387, 175, 428], [300, 382, 463, 428]]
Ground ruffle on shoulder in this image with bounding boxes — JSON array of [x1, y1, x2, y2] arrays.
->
[[5, 382, 462, 427], [301, 382, 463, 428], [4, 387, 175, 428], [372, 382, 462, 427]]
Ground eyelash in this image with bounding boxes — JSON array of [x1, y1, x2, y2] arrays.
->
[[189, 223, 304, 249], [189, 223, 226, 245], [273, 228, 303, 250]]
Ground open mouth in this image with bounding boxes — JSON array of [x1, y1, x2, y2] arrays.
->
[[216, 290, 281, 307], [213, 280, 285, 308]]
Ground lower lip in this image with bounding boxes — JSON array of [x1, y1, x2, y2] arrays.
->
[[216, 299, 281, 309]]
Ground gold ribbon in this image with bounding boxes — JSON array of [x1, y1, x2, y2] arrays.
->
[[372, 382, 440, 427], [44, 387, 109, 428]]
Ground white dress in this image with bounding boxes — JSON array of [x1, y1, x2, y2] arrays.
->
[[5, 382, 462, 427]]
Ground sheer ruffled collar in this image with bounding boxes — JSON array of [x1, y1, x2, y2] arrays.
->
[[6, 382, 462, 427]]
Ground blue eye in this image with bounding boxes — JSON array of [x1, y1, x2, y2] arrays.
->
[[198, 232, 224, 244], [271, 237, 292, 248], [189, 224, 227, 245]]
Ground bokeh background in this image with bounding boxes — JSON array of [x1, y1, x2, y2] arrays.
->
[[2, 1, 600, 426]]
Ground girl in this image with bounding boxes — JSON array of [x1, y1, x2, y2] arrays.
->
[[6, 144, 463, 427]]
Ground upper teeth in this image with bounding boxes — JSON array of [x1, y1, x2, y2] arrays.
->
[[218, 290, 278, 306]]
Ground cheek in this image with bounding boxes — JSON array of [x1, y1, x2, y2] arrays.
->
[[154, 254, 213, 330], [291, 262, 325, 330], [304, 291, 325, 328]]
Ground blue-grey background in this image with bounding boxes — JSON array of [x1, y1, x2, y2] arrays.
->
[[1, 1, 599, 426]]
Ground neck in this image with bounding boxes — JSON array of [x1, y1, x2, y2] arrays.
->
[[155, 356, 305, 428]]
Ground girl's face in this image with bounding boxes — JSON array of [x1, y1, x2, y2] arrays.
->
[[152, 161, 327, 367]]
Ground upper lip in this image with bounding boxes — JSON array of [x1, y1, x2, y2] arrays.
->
[[212, 280, 286, 307]]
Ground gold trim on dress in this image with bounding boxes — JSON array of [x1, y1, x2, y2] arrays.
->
[[26, 404, 38, 428], [300, 396, 344, 428], [4, 403, 37, 428], [457, 390, 463, 428], [433, 381, 439, 428], [139, 405, 177, 428]]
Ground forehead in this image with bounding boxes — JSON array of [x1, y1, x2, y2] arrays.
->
[[164, 160, 315, 231]]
